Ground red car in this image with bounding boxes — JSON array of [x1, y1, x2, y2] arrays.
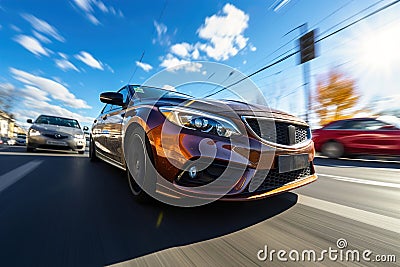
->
[[313, 118, 400, 158]]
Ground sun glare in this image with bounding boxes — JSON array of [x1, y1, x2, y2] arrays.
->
[[357, 22, 400, 73]]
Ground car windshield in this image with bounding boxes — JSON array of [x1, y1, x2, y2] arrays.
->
[[35, 115, 81, 129], [129, 85, 193, 100]]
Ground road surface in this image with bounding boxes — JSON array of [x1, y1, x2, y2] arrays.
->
[[0, 145, 399, 266]]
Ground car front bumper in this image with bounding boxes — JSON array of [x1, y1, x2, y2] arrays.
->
[[28, 135, 86, 152], [145, 120, 317, 201]]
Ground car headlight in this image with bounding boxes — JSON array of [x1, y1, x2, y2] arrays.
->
[[74, 134, 84, 139], [29, 129, 41, 136], [159, 106, 241, 137]]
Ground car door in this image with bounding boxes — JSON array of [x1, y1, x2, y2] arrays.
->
[[336, 119, 378, 154], [341, 119, 398, 155], [361, 120, 400, 155], [101, 86, 130, 164], [92, 104, 112, 157]]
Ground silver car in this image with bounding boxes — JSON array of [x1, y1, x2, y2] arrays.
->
[[27, 115, 88, 154]]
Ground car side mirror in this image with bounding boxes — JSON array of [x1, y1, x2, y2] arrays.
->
[[83, 126, 89, 131], [27, 119, 32, 123], [100, 92, 124, 106]]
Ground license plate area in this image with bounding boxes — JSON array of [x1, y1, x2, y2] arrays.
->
[[46, 140, 68, 146], [278, 154, 309, 173]]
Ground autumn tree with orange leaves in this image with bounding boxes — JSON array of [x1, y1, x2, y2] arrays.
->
[[314, 70, 360, 126]]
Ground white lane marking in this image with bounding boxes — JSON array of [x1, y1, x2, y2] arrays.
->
[[316, 165, 400, 173], [315, 155, 400, 164], [318, 173, 400, 189], [0, 160, 43, 193], [0, 152, 85, 157], [298, 194, 400, 234]]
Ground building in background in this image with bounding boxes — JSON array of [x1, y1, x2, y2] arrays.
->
[[0, 110, 25, 137]]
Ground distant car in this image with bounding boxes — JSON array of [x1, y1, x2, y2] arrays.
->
[[0, 137, 15, 145], [313, 118, 400, 158], [7, 138, 16, 145], [15, 134, 26, 146], [27, 115, 88, 154]]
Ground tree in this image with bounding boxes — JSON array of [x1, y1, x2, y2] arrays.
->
[[313, 70, 360, 126], [0, 83, 16, 114]]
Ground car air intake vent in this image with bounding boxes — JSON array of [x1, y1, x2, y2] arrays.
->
[[244, 117, 309, 146], [247, 166, 311, 193]]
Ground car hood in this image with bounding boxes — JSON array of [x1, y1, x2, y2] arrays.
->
[[31, 124, 83, 135], [149, 97, 307, 125]]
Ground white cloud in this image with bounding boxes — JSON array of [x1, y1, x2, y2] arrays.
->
[[192, 48, 200, 60], [105, 64, 114, 73], [0, 83, 15, 95], [75, 51, 103, 70], [55, 58, 80, 72], [153, 21, 170, 45], [249, 43, 257, 51], [13, 35, 49, 56], [73, 0, 93, 12], [155, 20, 167, 36], [10, 24, 22, 32], [72, 0, 123, 25], [95, 1, 108, 12], [170, 42, 193, 58], [10, 68, 91, 109], [21, 14, 65, 42], [162, 85, 176, 91], [58, 52, 67, 59], [136, 61, 153, 72], [20, 85, 50, 102], [160, 54, 202, 72], [87, 13, 100, 25], [197, 3, 249, 60], [32, 30, 51, 43]]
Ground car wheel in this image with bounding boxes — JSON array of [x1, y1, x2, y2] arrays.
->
[[26, 146, 34, 152], [89, 137, 98, 161], [125, 127, 155, 203], [321, 141, 344, 158]]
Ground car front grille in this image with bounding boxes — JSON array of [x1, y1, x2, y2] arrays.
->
[[43, 133, 69, 139], [244, 117, 309, 146], [247, 166, 311, 193]]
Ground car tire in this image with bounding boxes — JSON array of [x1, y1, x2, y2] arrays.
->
[[321, 141, 344, 158], [89, 137, 99, 161], [26, 146, 34, 152], [125, 127, 156, 203]]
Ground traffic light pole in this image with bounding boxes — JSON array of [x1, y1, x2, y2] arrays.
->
[[301, 23, 311, 123]]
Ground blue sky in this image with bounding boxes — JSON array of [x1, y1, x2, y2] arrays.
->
[[0, 0, 399, 128]]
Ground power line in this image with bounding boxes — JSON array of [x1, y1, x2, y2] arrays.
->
[[310, 0, 355, 29], [203, 0, 400, 98], [127, 0, 168, 84], [128, 51, 145, 84], [318, 0, 388, 37], [316, 0, 400, 43], [242, 0, 354, 75]]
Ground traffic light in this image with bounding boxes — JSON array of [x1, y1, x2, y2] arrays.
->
[[299, 30, 316, 64]]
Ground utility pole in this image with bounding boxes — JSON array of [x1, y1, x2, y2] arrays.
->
[[300, 23, 311, 123], [284, 23, 316, 123]]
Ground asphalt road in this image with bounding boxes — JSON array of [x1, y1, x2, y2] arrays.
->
[[0, 145, 399, 267]]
